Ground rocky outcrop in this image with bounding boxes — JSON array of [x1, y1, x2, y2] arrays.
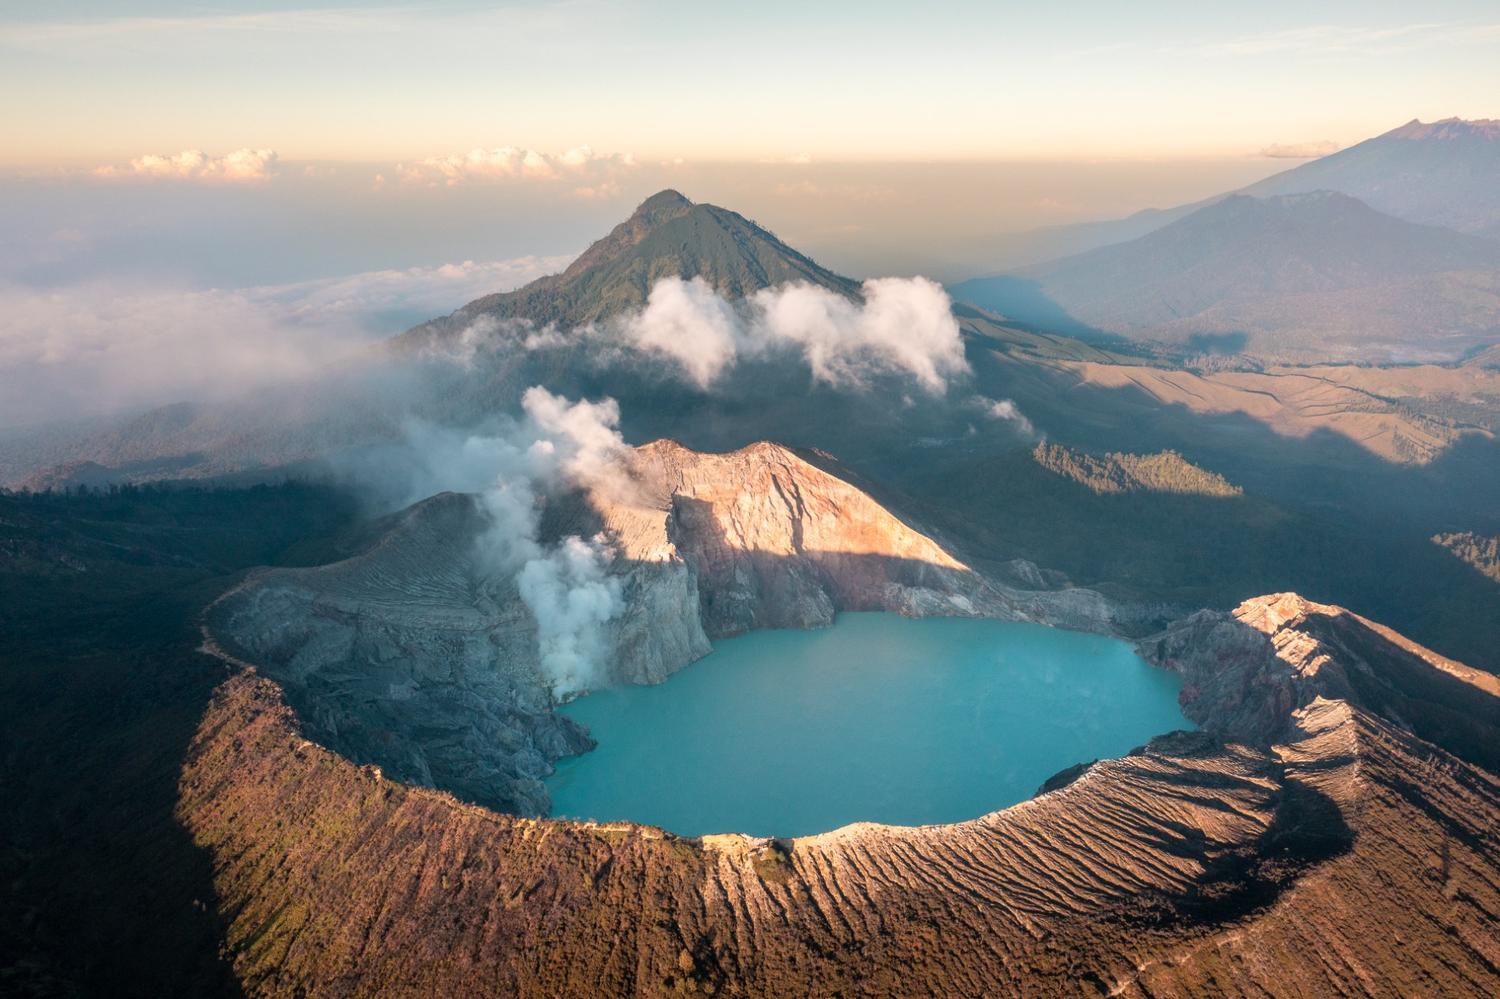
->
[[1143, 592, 1500, 771], [1031, 441, 1243, 496], [205, 492, 598, 815], [1433, 530, 1500, 583], [206, 439, 1113, 816], [620, 440, 1111, 634]]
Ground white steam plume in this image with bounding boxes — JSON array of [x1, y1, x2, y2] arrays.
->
[[388, 386, 629, 700], [977, 396, 1035, 437], [517, 537, 621, 698], [622, 275, 969, 392]]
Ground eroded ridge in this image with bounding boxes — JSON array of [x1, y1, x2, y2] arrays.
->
[[180, 673, 1500, 998]]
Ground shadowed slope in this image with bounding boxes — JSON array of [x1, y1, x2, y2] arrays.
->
[[1146, 592, 1500, 770], [1010, 192, 1500, 362]]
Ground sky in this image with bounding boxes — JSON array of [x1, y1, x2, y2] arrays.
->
[[2, 1, 1497, 164], [2, 2, 1498, 428]]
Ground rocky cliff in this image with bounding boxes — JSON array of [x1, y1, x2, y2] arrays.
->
[[1143, 592, 1500, 772], [206, 439, 1111, 816]]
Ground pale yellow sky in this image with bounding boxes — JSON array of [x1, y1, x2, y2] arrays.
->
[[1, 2, 1498, 165]]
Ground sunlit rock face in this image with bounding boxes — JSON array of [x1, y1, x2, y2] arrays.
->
[[1143, 592, 1500, 772], [208, 439, 1114, 816]]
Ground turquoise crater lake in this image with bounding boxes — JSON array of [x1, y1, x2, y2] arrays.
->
[[547, 613, 1191, 838]]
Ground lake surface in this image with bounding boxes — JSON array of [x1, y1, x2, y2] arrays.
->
[[547, 613, 1189, 838]]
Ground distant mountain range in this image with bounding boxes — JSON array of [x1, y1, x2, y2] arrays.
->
[[1243, 118, 1500, 238], [990, 117, 1500, 268], [953, 118, 1500, 362], [957, 191, 1500, 362], [6, 184, 1500, 676]]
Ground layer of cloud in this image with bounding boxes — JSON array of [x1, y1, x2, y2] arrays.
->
[[1182, 21, 1500, 58], [623, 276, 969, 393], [1260, 140, 1340, 159], [0, 282, 364, 427], [256, 256, 570, 330], [396, 145, 635, 198], [0, 255, 562, 427], [94, 148, 279, 183]]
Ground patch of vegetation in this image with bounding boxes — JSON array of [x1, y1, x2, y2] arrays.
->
[[1432, 531, 1500, 584], [0, 480, 358, 997], [752, 839, 795, 884], [1032, 442, 1243, 497]]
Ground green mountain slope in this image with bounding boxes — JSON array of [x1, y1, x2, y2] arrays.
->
[[399, 190, 859, 345]]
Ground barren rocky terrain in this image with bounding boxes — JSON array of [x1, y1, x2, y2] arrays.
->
[[184, 443, 1500, 998], [206, 440, 1111, 817]]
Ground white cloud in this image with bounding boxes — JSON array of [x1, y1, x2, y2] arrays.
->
[[256, 256, 572, 329], [979, 396, 1035, 437], [624, 275, 743, 387], [0, 254, 564, 426], [1180, 21, 1500, 58], [94, 148, 279, 183], [1260, 140, 1340, 159], [623, 275, 969, 393], [762, 277, 966, 393], [396, 145, 636, 195]]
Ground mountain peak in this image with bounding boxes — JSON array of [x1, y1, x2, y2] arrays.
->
[[1238, 117, 1500, 235], [1384, 117, 1500, 141], [631, 189, 695, 222], [397, 191, 858, 341], [1006, 189, 1500, 363]]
